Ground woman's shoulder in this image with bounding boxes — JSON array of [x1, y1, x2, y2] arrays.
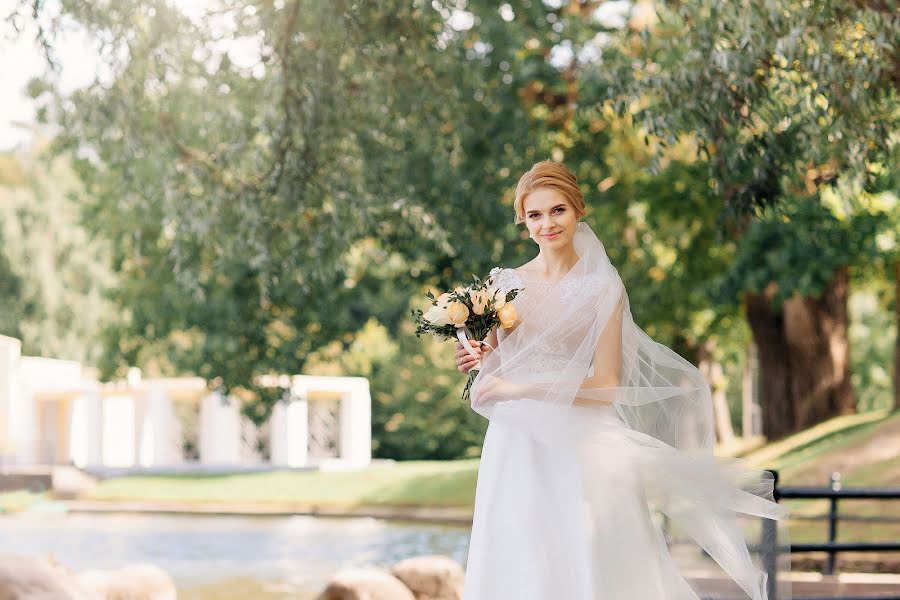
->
[[491, 260, 538, 279], [489, 265, 527, 282], [488, 267, 525, 294]]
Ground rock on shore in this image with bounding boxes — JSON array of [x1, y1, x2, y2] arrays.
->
[[316, 568, 415, 600], [0, 553, 96, 600], [391, 555, 464, 600], [318, 554, 464, 600], [0, 554, 175, 600]]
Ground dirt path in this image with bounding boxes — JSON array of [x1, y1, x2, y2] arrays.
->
[[783, 414, 900, 486]]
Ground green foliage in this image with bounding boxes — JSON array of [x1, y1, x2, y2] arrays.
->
[[7, 0, 896, 445], [849, 288, 897, 412], [712, 197, 883, 310], [0, 227, 25, 340], [305, 318, 487, 460], [9, 0, 613, 406], [597, 0, 898, 215], [596, 159, 743, 351], [0, 146, 114, 362]]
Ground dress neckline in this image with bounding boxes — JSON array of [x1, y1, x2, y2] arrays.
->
[[507, 253, 582, 286], [511, 269, 561, 286]]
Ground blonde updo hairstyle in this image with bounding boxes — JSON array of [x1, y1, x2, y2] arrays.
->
[[513, 160, 587, 225]]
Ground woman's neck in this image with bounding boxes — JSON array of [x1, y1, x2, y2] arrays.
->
[[534, 246, 580, 279]]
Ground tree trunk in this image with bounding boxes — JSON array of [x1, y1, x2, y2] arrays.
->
[[895, 259, 900, 411], [745, 284, 796, 440], [744, 267, 856, 439], [782, 264, 855, 427], [697, 339, 736, 446]]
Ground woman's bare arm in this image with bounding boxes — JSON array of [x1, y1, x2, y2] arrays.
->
[[572, 291, 624, 407]]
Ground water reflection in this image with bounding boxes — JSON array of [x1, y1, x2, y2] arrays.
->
[[0, 512, 471, 599]]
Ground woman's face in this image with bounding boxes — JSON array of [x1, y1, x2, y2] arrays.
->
[[522, 187, 578, 248]]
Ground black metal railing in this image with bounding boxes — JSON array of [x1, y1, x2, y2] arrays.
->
[[764, 469, 900, 600]]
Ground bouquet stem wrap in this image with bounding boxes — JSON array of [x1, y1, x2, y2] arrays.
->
[[457, 325, 495, 404]]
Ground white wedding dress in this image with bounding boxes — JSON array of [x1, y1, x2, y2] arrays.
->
[[462, 267, 787, 600]]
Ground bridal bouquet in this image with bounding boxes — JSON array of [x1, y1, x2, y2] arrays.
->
[[411, 271, 522, 402]]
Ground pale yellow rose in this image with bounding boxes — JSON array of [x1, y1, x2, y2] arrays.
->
[[497, 302, 518, 329], [470, 289, 491, 315], [446, 300, 470, 326], [423, 304, 452, 326], [436, 292, 454, 307]]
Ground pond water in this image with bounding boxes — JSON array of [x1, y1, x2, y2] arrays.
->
[[0, 512, 471, 599]]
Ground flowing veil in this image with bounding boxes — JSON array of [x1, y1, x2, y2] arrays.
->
[[469, 221, 792, 600]]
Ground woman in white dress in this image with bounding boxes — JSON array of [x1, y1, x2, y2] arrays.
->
[[454, 161, 791, 600]]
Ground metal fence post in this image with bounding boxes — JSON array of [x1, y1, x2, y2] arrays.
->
[[762, 469, 779, 600], [826, 471, 841, 575]]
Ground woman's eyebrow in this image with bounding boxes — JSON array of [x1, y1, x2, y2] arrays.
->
[[526, 204, 567, 214]]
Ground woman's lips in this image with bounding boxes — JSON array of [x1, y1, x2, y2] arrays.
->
[[543, 231, 561, 239]]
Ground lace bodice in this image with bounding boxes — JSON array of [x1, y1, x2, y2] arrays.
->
[[489, 267, 552, 340], [488, 266, 597, 376]]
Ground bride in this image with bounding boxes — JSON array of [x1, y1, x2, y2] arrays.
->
[[454, 161, 791, 600]]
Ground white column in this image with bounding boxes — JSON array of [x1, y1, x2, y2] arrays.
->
[[70, 390, 103, 468], [339, 380, 372, 467], [270, 393, 309, 468], [139, 386, 179, 467], [12, 374, 36, 464], [102, 395, 136, 467], [199, 391, 241, 465], [0, 336, 21, 462]]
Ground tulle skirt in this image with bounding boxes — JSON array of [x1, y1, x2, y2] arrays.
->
[[463, 400, 789, 600]]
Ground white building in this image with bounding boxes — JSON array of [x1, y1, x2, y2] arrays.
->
[[0, 335, 371, 472]]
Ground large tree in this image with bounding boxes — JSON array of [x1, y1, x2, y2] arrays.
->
[[10, 1, 464, 397], [7, 0, 611, 420], [594, 0, 897, 437]]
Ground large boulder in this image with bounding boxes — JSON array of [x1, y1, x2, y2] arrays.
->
[[390, 555, 464, 600], [76, 564, 176, 600], [0, 553, 97, 600], [316, 568, 415, 600]]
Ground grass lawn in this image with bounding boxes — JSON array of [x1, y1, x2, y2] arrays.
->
[[86, 459, 481, 509], [0, 490, 44, 513], [744, 409, 900, 484]]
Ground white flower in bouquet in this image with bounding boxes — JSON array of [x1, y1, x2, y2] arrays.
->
[[423, 304, 452, 326]]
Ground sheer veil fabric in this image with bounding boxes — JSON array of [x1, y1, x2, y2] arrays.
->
[[464, 221, 791, 600]]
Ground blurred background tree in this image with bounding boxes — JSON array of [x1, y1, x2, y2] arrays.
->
[[594, 0, 897, 437], [2, 0, 895, 457], [0, 144, 114, 364]]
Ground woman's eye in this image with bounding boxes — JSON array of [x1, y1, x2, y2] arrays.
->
[[554, 207, 565, 213]]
